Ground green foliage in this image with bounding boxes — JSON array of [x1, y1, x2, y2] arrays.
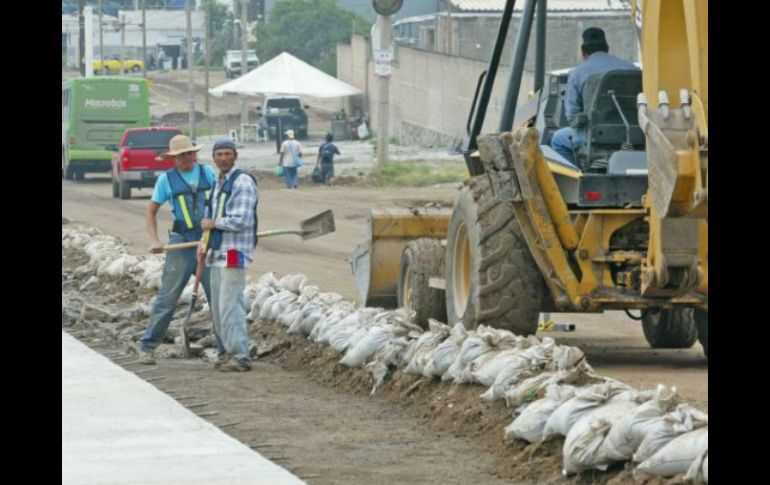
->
[[376, 161, 467, 187], [254, 0, 370, 75]]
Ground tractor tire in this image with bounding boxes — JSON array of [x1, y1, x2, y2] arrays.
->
[[119, 179, 132, 200], [445, 175, 547, 335], [74, 169, 85, 181], [65, 164, 75, 180], [397, 238, 447, 329], [131, 65, 141, 73], [695, 309, 708, 358], [641, 308, 698, 348]]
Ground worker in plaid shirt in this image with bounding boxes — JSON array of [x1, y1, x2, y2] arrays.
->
[[201, 139, 258, 372]]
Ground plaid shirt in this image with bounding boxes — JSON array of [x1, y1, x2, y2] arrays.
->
[[206, 167, 258, 268]]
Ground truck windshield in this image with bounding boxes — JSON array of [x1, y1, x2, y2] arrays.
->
[[267, 99, 301, 110]]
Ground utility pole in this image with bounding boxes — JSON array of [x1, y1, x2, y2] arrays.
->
[[98, 0, 104, 75], [119, 13, 126, 75], [84, 6, 94, 77], [205, 0, 211, 120], [240, 0, 249, 139], [78, 0, 86, 75], [446, 0, 453, 55], [186, 0, 196, 139], [142, 0, 147, 78], [375, 13, 391, 171]]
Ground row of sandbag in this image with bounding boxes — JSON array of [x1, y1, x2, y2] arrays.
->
[[62, 227, 165, 290], [246, 271, 707, 482], [62, 226, 708, 483]]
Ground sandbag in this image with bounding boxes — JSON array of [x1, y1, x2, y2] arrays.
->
[[504, 384, 577, 443], [562, 400, 639, 474], [635, 427, 708, 479]]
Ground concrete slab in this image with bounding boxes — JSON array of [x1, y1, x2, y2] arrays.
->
[[62, 331, 304, 485]]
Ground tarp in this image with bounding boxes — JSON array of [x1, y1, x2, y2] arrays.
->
[[208, 52, 362, 99]]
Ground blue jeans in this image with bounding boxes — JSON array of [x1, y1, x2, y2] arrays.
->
[[551, 127, 585, 166], [320, 161, 334, 182], [282, 166, 298, 188], [141, 232, 214, 352], [209, 266, 251, 368]]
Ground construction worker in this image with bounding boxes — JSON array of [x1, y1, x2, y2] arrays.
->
[[550, 27, 638, 165], [200, 139, 259, 372], [139, 135, 217, 364]]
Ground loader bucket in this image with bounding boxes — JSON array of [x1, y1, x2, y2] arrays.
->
[[350, 207, 451, 307]]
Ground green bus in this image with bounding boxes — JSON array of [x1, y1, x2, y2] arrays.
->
[[62, 76, 150, 180]]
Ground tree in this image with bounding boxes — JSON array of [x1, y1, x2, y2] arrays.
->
[[254, 0, 370, 75], [206, 0, 234, 67]]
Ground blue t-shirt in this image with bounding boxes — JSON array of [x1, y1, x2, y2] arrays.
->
[[152, 164, 217, 207]]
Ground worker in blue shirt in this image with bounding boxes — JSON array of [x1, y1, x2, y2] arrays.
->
[[551, 27, 638, 165]]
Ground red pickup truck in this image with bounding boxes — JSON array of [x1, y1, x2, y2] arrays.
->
[[110, 127, 182, 200]]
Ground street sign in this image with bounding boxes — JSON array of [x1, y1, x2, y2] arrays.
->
[[374, 48, 393, 78]]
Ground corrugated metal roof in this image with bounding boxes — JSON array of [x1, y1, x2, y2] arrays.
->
[[449, 0, 630, 12]]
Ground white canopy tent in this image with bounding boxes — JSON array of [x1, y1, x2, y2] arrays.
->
[[209, 52, 362, 98], [209, 52, 362, 143]]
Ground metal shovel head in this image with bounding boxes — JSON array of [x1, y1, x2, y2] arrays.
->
[[300, 210, 335, 240]]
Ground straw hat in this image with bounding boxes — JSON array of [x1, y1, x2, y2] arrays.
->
[[166, 135, 203, 156]]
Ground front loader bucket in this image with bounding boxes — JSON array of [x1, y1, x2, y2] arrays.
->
[[350, 208, 451, 307]]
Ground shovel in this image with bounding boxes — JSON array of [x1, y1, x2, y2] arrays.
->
[[181, 230, 210, 359], [155, 210, 336, 253]]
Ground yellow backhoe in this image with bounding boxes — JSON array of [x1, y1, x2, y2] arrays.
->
[[352, 0, 708, 356]]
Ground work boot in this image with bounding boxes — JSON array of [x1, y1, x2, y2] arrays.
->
[[138, 349, 156, 365], [218, 359, 250, 372], [213, 354, 229, 370]]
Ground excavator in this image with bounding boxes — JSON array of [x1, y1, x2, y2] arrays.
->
[[351, 0, 708, 357]]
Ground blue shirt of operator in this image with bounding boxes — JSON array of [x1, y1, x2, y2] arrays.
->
[[564, 51, 638, 122], [151, 163, 217, 208]]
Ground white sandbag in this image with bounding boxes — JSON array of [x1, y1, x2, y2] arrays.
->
[[248, 287, 276, 321], [442, 333, 490, 382], [326, 311, 373, 352], [480, 354, 533, 401], [635, 427, 708, 479], [543, 381, 628, 440], [550, 345, 585, 370], [287, 303, 321, 335], [600, 384, 680, 462], [278, 305, 303, 328], [300, 284, 319, 302], [504, 384, 577, 443], [309, 307, 351, 341], [425, 323, 467, 377], [633, 404, 708, 464], [100, 255, 140, 277], [257, 272, 278, 288], [318, 309, 371, 345], [502, 361, 593, 407], [278, 273, 307, 293], [340, 325, 393, 368], [476, 325, 524, 348], [562, 400, 639, 474], [366, 336, 410, 393], [502, 372, 554, 406], [259, 291, 295, 320], [473, 348, 530, 386], [455, 349, 504, 384], [403, 320, 451, 376], [684, 450, 707, 484]]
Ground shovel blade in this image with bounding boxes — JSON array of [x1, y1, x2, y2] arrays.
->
[[300, 210, 335, 240]]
